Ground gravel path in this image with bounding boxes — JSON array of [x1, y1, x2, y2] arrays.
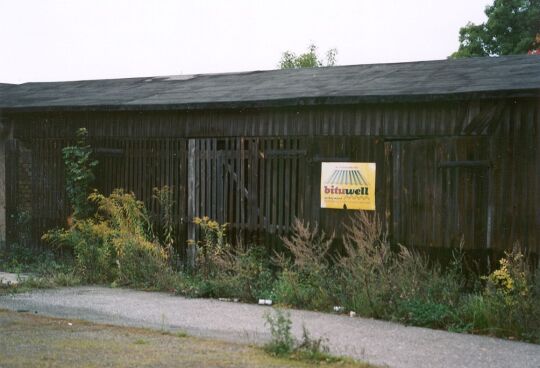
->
[[0, 286, 538, 368], [0, 272, 29, 285]]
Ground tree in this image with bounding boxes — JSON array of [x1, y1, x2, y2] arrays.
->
[[451, 0, 540, 58], [279, 44, 337, 69]]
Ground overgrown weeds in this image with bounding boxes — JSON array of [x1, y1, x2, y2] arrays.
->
[[272, 212, 539, 343], [0, 244, 80, 296], [335, 211, 463, 324], [184, 218, 275, 301], [264, 309, 295, 356], [43, 189, 172, 288], [458, 246, 540, 341], [264, 308, 344, 363], [152, 186, 177, 264], [273, 219, 336, 310]]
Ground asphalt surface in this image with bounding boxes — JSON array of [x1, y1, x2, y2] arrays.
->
[[0, 286, 538, 368]]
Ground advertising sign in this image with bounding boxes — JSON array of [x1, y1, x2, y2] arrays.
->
[[320, 162, 376, 210]]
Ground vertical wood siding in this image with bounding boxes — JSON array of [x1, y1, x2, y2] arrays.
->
[[5, 98, 539, 255]]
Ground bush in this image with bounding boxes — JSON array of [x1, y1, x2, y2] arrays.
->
[[264, 309, 295, 356], [152, 186, 177, 264], [189, 216, 230, 277], [335, 212, 393, 317], [43, 189, 172, 287], [188, 217, 275, 301], [335, 212, 463, 321], [273, 219, 336, 310], [72, 220, 117, 283], [295, 325, 339, 363], [273, 267, 334, 310], [264, 308, 341, 363], [181, 246, 275, 301], [0, 243, 76, 281], [396, 299, 455, 329], [457, 247, 540, 342], [228, 245, 275, 301], [114, 235, 169, 287], [43, 220, 117, 283]]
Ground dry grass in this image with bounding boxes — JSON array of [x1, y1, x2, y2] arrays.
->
[[278, 218, 334, 269], [0, 309, 376, 368]]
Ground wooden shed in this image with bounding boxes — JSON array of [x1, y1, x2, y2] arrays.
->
[[0, 55, 539, 261]]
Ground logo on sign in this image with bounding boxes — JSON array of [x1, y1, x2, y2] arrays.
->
[[320, 163, 376, 210]]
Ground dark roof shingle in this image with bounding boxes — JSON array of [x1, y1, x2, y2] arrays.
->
[[1, 55, 539, 111]]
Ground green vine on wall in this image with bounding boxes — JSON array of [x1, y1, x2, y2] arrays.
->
[[62, 128, 98, 221]]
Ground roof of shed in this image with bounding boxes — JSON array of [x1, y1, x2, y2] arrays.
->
[[1, 55, 539, 111]]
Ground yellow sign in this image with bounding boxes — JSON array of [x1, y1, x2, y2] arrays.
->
[[320, 162, 376, 210]]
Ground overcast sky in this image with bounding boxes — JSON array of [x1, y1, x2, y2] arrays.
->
[[0, 0, 490, 84]]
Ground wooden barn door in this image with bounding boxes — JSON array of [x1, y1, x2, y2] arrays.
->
[[187, 137, 306, 255], [386, 137, 490, 250]]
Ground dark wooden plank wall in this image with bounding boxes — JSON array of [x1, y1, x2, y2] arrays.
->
[[26, 137, 188, 251], [31, 138, 70, 244], [5, 98, 539, 254], [5, 139, 19, 246], [11, 100, 496, 140], [488, 100, 539, 254], [386, 137, 490, 250], [93, 138, 187, 225]]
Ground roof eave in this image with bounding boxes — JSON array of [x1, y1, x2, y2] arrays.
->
[[1, 88, 539, 113]]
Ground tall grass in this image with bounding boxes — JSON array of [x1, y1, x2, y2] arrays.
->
[[37, 195, 539, 342], [273, 212, 539, 342], [273, 219, 336, 310]]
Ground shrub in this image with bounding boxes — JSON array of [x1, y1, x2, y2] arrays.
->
[[273, 219, 336, 310], [89, 189, 170, 287], [335, 212, 393, 317], [273, 267, 334, 310], [264, 309, 295, 356], [457, 246, 540, 341], [295, 325, 339, 363], [188, 217, 276, 301], [0, 240, 36, 272], [43, 220, 117, 283], [336, 211, 464, 322], [114, 235, 169, 287], [264, 309, 340, 363], [0, 243, 76, 283], [189, 216, 230, 277], [43, 189, 172, 287], [396, 299, 455, 329], [152, 186, 177, 263], [228, 245, 275, 301], [89, 189, 154, 240], [279, 218, 334, 269]]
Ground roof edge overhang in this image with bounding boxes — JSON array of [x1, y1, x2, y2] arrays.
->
[[1, 88, 539, 114]]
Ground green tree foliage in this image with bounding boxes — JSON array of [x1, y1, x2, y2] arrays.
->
[[279, 44, 337, 69], [62, 128, 98, 220], [451, 0, 540, 58]]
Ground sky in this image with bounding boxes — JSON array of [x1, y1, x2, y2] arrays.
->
[[0, 0, 490, 84]]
